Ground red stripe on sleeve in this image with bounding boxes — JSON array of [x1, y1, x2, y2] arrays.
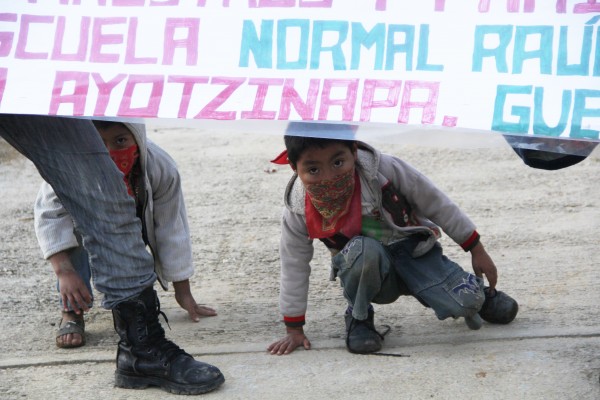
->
[[283, 315, 305, 323], [461, 231, 480, 252]]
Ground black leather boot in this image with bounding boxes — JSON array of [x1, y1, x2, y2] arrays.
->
[[345, 308, 383, 354], [112, 287, 224, 394], [478, 287, 519, 324]]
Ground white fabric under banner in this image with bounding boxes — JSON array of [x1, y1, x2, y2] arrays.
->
[[0, 1, 599, 154]]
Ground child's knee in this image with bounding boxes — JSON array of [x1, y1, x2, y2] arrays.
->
[[442, 272, 485, 318], [334, 236, 382, 267], [332, 236, 387, 281], [418, 271, 485, 320]]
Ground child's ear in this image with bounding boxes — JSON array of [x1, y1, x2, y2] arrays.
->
[[289, 161, 296, 172]]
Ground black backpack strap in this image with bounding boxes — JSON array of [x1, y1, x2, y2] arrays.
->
[[381, 181, 418, 227], [319, 233, 350, 251]]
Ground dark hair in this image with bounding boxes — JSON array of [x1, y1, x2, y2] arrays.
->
[[284, 135, 355, 167], [92, 120, 125, 131]]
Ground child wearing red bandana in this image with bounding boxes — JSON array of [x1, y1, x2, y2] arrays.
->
[[34, 121, 216, 349], [268, 122, 519, 355]]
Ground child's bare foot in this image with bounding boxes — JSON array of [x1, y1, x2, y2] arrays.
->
[[56, 311, 86, 348]]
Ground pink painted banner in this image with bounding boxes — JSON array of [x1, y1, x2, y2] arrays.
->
[[0, 0, 598, 142]]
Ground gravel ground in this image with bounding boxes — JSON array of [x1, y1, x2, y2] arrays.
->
[[0, 125, 598, 399]]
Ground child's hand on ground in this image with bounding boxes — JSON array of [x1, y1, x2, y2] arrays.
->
[[173, 280, 217, 322], [268, 327, 311, 355], [470, 242, 498, 289], [177, 296, 217, 322]]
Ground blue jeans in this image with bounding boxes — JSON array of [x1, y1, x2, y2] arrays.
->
[[0, 115, 156, 308], [332, 236, 485, 321]]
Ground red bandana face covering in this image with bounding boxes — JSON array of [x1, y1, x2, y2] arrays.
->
[[304, 168, 361, 239], [305, 168, 355, 220], [109, 144, 139, 197]]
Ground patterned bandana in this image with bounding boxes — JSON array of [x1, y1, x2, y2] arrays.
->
[[109, 144, 139, 197], [304, 168, 361, 239], [305, 168, 355, 220]]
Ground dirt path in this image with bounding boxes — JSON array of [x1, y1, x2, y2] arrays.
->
[[0, 126, 599, 399]]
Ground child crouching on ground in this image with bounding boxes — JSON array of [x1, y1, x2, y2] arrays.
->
[[35, 120, 216, 348], [268, 122, 518, 355]]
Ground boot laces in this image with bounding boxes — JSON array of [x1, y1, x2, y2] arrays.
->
[[145, 297, 187, 363]]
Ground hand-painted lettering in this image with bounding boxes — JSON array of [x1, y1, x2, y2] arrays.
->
[[248, 0, 332, 7], [92, 73, 127, 116], [360, 79, 401, 121], [278, 78, 320, 120], [16, 14, 54, 60], [473, 24, 598, 76], [49, 71, 90, 115], [90, 17, 127, 63], [125, 17, 157, 64], [398, 81, 439, 124], [240, 20, 444, 72], [492, 85, 600, 138], [318, 79, 359, 120], [52, 16, 90, 61], [117, 74, 164, 117], [0, 14, 17, 57], [168, 75, 209, 118], [0, 68, 7, 106], [163, 18, 199, 66], [194, 77, 245, 119], [2, 14, 199, 65], [241, 78, 284, 119]]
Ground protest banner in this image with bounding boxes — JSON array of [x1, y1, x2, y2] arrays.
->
[[1, 1, 598, 149]]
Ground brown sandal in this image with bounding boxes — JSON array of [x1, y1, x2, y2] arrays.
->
[[56, 311, 86, 349]]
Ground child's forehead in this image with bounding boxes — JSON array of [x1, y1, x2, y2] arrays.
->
[[99, 124, 133, 137], [298, 142, 351, 163]]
